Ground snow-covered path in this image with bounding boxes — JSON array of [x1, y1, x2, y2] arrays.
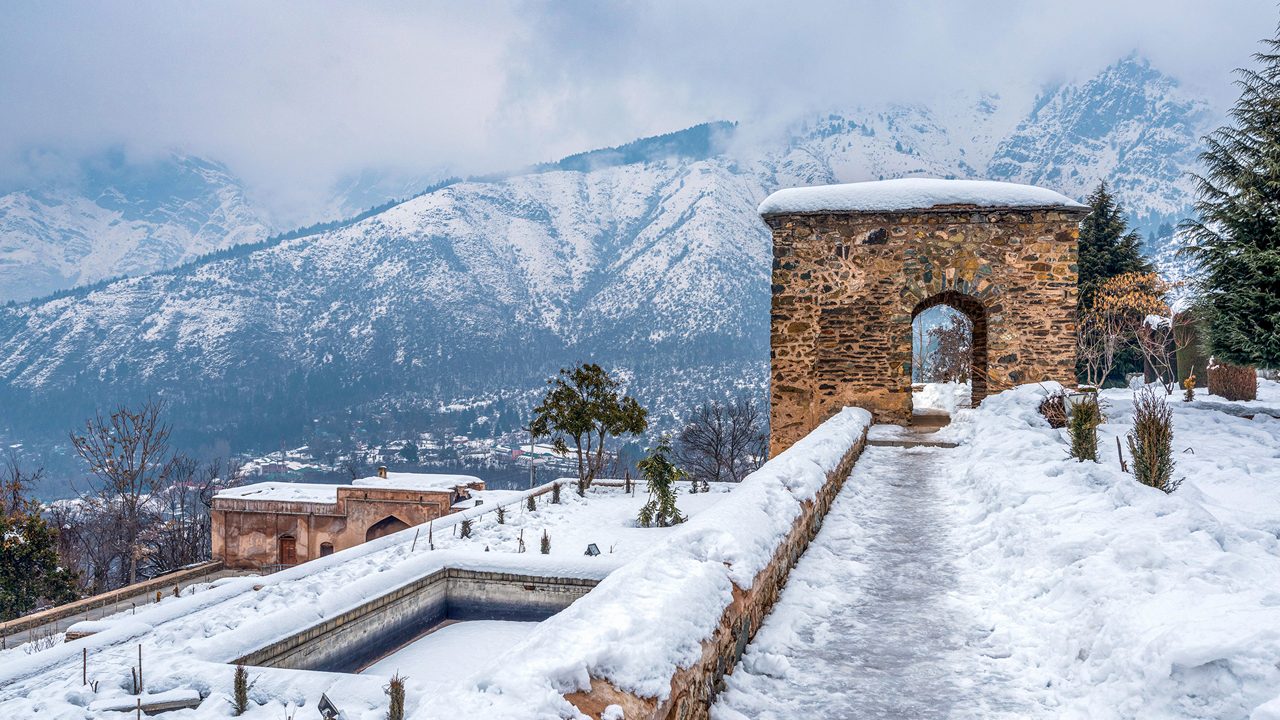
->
[[713, 441, 1027, 719]]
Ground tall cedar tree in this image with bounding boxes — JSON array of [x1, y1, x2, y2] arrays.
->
[[1182, 27, 1280, 369], [1078, 182, 1153, 310], [0, 455, 78, 620], [530, 364, 648, 495]]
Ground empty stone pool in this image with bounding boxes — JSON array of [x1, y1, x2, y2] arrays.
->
[[234, 567, 597, 674]]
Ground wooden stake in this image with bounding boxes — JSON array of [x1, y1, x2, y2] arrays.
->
[[137, 644, 143, 693], [82, 648, 87, 685], [1116, 436, 1129, 473], [410, 528, 419, 552]]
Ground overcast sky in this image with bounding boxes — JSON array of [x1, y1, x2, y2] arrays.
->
[[1, 1, 1274, 223]]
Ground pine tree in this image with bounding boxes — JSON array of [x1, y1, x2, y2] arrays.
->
[[1078, 181, 1153, 309], [1182, 27, 1280, 369]]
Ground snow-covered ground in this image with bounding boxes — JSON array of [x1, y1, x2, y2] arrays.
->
[[362, 620, 538, 685], [6, 380, 1280, 718], [718, 379, 1280, 719], [914, 380, 972, 415]]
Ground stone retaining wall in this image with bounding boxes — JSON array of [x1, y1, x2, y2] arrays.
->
[[0, 561, 224, 642], [564, 426, 868, 719]]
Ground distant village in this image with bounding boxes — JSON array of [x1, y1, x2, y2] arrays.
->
[[239, 430, 621, 491]]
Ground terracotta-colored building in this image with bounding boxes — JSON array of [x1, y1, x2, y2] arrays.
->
[[211, 470, 483, 569]]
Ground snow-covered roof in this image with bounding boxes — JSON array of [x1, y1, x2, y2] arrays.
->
[[213, 473, 479, 505], [352, 472, 481, 493], [758, 178, 1087, 216], [213, 482, 339, 503]]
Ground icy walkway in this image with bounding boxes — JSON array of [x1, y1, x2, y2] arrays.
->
[[713, 440, 1027, 719]]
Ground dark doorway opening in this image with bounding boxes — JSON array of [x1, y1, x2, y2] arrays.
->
[[366, 515, 411, 542]]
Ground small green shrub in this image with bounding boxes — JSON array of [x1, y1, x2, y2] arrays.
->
[[495, 506, 506, 525], [551, 482, 561, 504], [1068, 395, 1101, 462], [459, 518, 472, 539], [637, 437, 687, 527], [540, 530, 550, 554], [1127, 387, 1180, 493], [526, 494, 536, 512]]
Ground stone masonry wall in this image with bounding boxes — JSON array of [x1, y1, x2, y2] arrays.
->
[[767, 206, 1086, 452], [564, 427, 867, 720]]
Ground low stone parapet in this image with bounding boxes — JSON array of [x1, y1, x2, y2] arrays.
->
[[436, 407, 872, 719]]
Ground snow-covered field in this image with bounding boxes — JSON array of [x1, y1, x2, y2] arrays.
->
[[718, 379, 1280, 719], [6, 379, 1280, 718]]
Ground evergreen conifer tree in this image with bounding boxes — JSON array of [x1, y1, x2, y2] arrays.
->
[[0, 459, 78, 621], [1182, 27, 1280, 369], [1078, 181, 1153, 309]]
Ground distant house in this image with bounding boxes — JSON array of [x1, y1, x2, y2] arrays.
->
[[210, 468, 483, 569]]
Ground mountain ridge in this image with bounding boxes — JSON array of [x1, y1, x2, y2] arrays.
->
[[0, 56, 1214, 473]]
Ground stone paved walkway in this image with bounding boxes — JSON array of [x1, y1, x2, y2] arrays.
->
[[712, 437, 1028, 719]]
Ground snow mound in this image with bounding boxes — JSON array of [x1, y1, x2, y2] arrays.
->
[[757, 178, 1086, 215]]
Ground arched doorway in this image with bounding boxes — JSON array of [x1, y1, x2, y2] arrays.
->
[[278, 534, 297, 565], [365, 515, 410, 541], [319, 542, 334, 557], [911, 291, 988, 414]]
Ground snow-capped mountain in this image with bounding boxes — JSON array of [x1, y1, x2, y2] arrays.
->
[[987, 55, 1210, 230], [0, 152, 273, 303], [0, 56, 1217, 461]]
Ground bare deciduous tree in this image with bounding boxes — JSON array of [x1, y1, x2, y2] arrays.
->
[[69, 400, 174, 586], [144, 456, 243, 575], [927, 313, 972, 383], [675, 397, 768, 487]]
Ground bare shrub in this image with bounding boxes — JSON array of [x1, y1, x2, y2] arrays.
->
[[1207, 360, 1257, 401], [1037, 391, 1068, 429], [386, 673, 406, 720], [232, 663, 249, 715]]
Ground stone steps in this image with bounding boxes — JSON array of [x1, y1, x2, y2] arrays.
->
[[867, 437, 959, 449]]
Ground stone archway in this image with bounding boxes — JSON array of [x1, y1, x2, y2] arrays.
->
[[911, 290, 988, 404], [365, 515, 410, 541], [762, 179, 1089, 452]]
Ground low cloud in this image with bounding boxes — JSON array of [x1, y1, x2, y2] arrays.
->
[[0, 1, 1273, 224]]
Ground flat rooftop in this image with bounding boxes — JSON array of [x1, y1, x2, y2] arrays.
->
[[757, 178, 1087, 216], [214, 472, 482, 503]]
